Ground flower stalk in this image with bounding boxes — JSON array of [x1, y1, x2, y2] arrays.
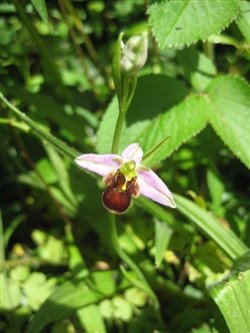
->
[[111, 33, 147, 154]]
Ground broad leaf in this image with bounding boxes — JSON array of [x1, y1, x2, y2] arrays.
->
[[137, 94, 210, 167], [236, 0, 250, 42], [148, 0, 239, 49], [127, 74, 188, 124], [210, 251, 250, 333], [206, 76, 250, 169], [96, 74, 188, 154]]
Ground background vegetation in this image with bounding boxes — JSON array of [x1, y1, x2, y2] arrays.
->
[[0, 1, 249, 333]]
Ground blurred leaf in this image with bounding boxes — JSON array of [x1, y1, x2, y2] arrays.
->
[[76, 304, 107, 333], [148, 0, 239, 48], [23, 272, 56, 310], [211, 267, 250, 333], [32, 230, 66, 264], [154, 220, 173, 267], [44, 145, 78, 207], [65, 224, 88, 277], [9, 86, 87, 144], [4, 214, 25, 247], [206, 76, 250, 169], [0, 91, 79, 159], [124, 287, 148, 307], [174, 194, 248, 260], [236, 0, 250, 42], [27, 271, 117, 333], [207, 167, 225, 214], [31, 0, 49, 25], [112, 296, 133, 321]]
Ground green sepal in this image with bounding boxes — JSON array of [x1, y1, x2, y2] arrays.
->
[[112, 33, 123, 108], [142, 135, 170, 164]]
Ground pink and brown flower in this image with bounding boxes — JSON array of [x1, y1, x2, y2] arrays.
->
[[75, 143, 176, 214]]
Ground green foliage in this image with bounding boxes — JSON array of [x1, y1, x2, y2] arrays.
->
[[148, 0, 239, 48], [206, 76, 250, 169], [31, 0, 49, 25], [0, 1, 249, 333], [210, 251, 250, 333]]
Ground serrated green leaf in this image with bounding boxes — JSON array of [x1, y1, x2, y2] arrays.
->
[[206, 76, 250, 169], [148, 0, 239, 49], [127, 74, 188, 124], [96, 74, 188, 154], [236, 0, 250, 42], [174, 194, 248, 260], [154, 220, 173, 267], [31, 0, 49, 25], [137, 94, 210, 167], [210, 269, 250, 333]]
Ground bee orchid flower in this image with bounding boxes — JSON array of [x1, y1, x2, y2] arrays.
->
[[75, 143, 176, 214]]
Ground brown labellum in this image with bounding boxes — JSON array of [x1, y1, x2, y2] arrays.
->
[[102, 187, 131, 214], [102, 171, 139, 214]]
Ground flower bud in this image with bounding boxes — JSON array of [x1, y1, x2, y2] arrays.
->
[[120, 33, 148, 75]]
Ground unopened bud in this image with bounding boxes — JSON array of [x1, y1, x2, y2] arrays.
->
[[120, 33, 148, 75]]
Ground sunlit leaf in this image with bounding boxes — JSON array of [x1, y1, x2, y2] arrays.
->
[[206, 76, 250, 169], [236, 0, 250, 42], [210, 251, 250, 333], [137, 94, 210, 167], [148, 0, 239, 48], [76, 304, 107, 333]]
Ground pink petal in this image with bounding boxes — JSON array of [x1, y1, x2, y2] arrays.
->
[[75, 154, 122, 176], [122, 143, 143, 166], [137, 168, 176, 208]]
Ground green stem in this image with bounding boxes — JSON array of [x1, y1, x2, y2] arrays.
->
[[109, 72, 163, 325], [111, 111, 126, 154]]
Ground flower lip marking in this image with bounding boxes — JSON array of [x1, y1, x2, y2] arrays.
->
[[102, 171, 138, 214], [75, 143, 176, 214]]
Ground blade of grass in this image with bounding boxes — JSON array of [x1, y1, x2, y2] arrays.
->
[[137, 195, 247, 260], [174, 194, 247, 260]]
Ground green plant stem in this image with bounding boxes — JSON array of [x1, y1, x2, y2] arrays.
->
[[109, 74, 163, 325], [0, 92, 78, 160], [111, 110, 126, 154]]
